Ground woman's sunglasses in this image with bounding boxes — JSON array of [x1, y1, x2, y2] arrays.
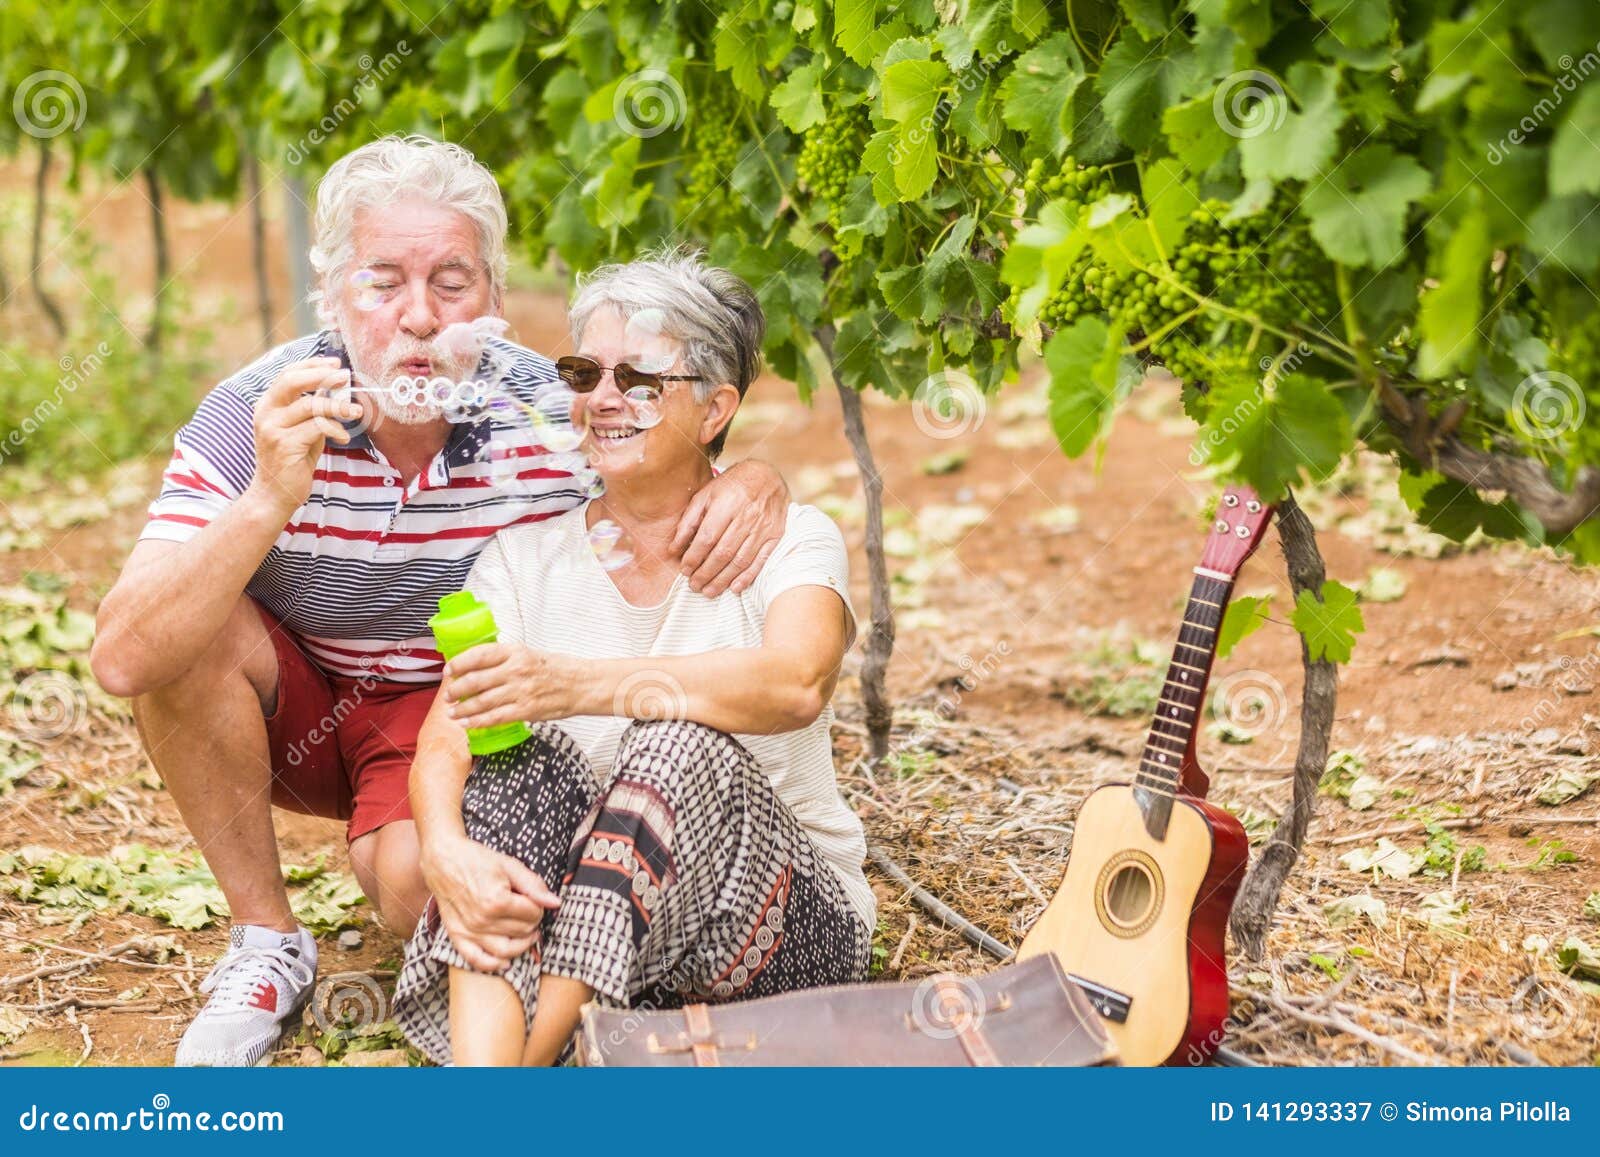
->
[[556, 355, 703, 395]]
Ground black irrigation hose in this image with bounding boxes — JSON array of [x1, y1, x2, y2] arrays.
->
[[868, 843, 1257, 1068]]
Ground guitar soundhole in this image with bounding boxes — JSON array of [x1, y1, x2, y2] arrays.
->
[[1094, 850, 1164, 938], [1107, 864, 1154, 923]]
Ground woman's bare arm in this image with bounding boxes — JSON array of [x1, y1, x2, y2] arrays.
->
[[443, 585, 850, 736]]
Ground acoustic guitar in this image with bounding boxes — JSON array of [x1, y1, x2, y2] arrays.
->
[[1018, 485, 1274, 1065]]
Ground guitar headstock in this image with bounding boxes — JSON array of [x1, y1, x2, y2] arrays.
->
[[1199, 485, 1274, 576]]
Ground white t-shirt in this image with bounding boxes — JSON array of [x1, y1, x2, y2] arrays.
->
[[463, 501, 875, 927]]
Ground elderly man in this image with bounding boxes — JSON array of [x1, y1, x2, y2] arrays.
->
[[88, 135, 789, 1066]]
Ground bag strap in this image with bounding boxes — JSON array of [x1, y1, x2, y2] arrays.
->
[[932, 978, 1000, 1067], [683, 1003, 720, 1068]]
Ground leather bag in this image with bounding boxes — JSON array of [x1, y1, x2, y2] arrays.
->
[[576, 951, 1118, 1067]]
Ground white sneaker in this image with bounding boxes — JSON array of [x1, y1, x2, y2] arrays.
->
[[176, 925, 318, 1067]]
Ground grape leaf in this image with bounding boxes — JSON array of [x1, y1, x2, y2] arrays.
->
[[1237, 62, 1347, 184], [1188, 0, 1275, 48], [769, 61, 825, 132], [713, 18, 766, 100], [1303, 145, 1432, 268], [1142, 157, 1203, 256], [998, 33, 1086, 157], [1550, 86, 1600, 199], [1527, 195, 1600, 272], [1001, 200, 1086, 329], [834, 0, 878, 65], [1216, 595, 1271, 660], [1520, 0, 1600, 72], [1417, 480, 1541, 544], [1119, 0, 1174, 40], [1096, 28, 1199, 151], [1046, 318, 1127, 457], [882, 57, 949, 200], [1293, 579, 1365, 664], [1339, 837, 1420, 877], [1310, 0, 1391, 48], [1417, 208, 1492, 378], [862, 130, 901, 205], [594, 135, 649, 232], [1200, 374, 1353, 501], [1162, 94, 1236, 173], [882, 57, 948, 123]]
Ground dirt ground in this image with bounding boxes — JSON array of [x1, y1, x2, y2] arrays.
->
[[1, 170, 1598, 1067]]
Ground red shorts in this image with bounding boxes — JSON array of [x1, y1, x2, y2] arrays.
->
[[256, 602, 437, 843]]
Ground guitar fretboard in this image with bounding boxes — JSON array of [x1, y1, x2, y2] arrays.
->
[[1134, 571, 1234, 797]]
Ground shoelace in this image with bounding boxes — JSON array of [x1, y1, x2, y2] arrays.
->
[[199, 944, 315, 1009]]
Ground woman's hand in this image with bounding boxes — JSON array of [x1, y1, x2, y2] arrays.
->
[[672, 459, 788, 597], [419, 833, 560, 973], [444, 643, 574, 730]]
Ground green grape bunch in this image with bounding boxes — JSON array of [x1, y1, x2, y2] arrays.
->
[[1020, 156, 1112, 213], [796, 104, 871, 235], [680, 86, 745, 220], [1008, 186, 1344, 402]]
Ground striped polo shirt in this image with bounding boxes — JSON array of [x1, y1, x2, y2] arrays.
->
[[140, 331, 587, 683]]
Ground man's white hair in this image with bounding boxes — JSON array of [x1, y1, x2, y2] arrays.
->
[[308, 134, 508, 327]]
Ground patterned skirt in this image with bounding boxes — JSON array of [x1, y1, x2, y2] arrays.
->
[[392, 720, 872, 1065]]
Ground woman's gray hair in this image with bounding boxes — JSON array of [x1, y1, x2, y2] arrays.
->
[[568, 247, 765, 458], [308, 134, 508, 327]]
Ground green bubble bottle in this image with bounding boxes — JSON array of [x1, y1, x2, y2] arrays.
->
[[429, 591, 532, 755]]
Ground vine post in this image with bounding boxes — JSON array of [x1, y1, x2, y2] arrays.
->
[[1231, 495, 1339, 960], [820, 323, 897, 762]]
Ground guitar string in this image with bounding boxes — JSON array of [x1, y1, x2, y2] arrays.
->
[[1137, 572, 1234, 799]]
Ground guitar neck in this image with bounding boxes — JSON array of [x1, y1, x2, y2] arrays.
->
[[1135, 569, 1235, 797]]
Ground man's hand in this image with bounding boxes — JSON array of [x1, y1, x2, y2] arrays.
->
[[245, 357, 364, 517], [444, 645, 574, 730], [419, 833, 560, 973], [671, 460, 789, 596]]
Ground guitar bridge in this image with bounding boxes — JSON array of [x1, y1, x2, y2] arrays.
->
[[1067, 974, 1132, 1024]]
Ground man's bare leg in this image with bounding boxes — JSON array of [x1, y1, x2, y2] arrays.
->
[[130, 596, 293, 930], [349, 821, 430, 936]]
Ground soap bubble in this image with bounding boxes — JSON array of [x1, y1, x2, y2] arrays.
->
[[485, 438, 520, 486], [587, 519, 635, 572], [490, 386, 587, 453], [437, 316, 509, 366], [350, 269, 390, 312], [622, 386, 662, 429], [583, 474, 607, 500], [623, 308, 679, 375]]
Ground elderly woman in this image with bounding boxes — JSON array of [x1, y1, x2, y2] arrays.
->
[[392, 251, 874, 1065]]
